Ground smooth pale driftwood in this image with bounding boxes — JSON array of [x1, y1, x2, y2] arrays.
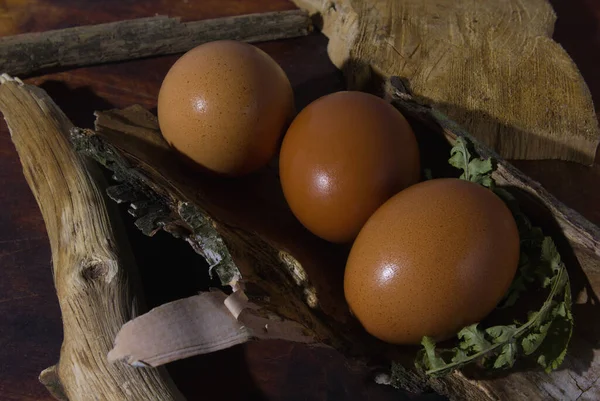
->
[[71, 77, 600, 400], [293, 0, 600, 165], [0, 10, 310, 77], [0, 76, 184, 401]]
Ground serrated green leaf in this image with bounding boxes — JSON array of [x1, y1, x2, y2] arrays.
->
[[458, 324, 491, 352], [451, 348, 468, 363], [468, 158, 494, 187], [486, 325, 517, 343], [541, 237, 560, 266], [536, 312, 573, 373], [493, 342, 517, 369], [564, 282, 574, 320], [553, 302, 567, 318], [541, 275, 555, 288], [449, 137, 471, 172], [421, 336, 445, 370], [448, 137, 495, 187], [522, 321, 551, 355], [478, 175, 494, 188]]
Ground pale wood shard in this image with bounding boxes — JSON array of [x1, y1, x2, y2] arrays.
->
[[0, 75, 184, 401], [108, 290, 318, 368], [0, 10, 310, 77], [293, 0, 600, 164]]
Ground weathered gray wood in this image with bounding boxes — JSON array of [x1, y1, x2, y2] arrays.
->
[[0, 76, 185, 401], [0, 10, 310, 77]]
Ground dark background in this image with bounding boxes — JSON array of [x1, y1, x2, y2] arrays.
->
[[0, 0, 599, 400]]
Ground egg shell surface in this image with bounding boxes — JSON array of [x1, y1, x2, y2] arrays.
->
[[344, 178, 520, 344], [158, 40, 294, 176], [279, 91, 420, 243]]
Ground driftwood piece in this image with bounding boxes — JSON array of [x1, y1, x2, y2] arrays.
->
[[293, 0, 600, 164], [72, 77, 600, 400], [0, 76, 184, 400], [0, 10, 310, 77]]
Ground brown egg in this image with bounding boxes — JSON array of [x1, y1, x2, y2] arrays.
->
[[157, 40, 294, 176], [344, 178, 520, 344], [279, 91, 420, 243]]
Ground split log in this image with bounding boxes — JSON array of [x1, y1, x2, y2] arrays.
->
[[72, 78, 600, 400], [0, 10, 310, 77], [0, 75, 184, 400], [293, 0, 600, 164]]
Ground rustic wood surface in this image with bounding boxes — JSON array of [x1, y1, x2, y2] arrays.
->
[[294, 0, 600, 164], [0, 0, 598, 400]]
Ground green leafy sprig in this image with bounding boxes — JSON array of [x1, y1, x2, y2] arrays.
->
[[415, 137, 574, 377]]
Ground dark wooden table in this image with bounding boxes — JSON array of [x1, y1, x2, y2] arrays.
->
[[0, 1, 599, 400]]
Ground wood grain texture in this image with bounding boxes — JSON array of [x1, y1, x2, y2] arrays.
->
[[0, 76, 184, 400], [0, 10, 310, 77], [294, 0, 600, 164]]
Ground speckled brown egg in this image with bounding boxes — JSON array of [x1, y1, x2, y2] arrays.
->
[[157, 40, 294, 176], [344, 178, 520, 344], [279, 91, 420, 243]]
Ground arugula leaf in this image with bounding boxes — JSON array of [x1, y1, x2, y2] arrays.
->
[[467, 158, 494, 187], [451, 348, 468, 363], [413, 135, 573, 378], [522, 321, 551, 355], [420, 336, 445, 371], [542, 237, 562, 275], [449, 137, 495, 187], [458, 324, 491, 352], [493, 342, 518, 369], [536, 285, 573, 372], [486, 325, 517, 343], [448, 137, 471, 173]]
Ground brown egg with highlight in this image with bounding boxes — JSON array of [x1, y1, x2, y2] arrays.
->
[[158, 40, 294, 176], [344, 178, 520, 344], [279, 91, 420, 243]]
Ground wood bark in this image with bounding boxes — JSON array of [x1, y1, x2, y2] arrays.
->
[[293, 0, 600, 165], [70, 77, 600, 400], [0, 75, 184, 401], [0, 10, 310, 77]]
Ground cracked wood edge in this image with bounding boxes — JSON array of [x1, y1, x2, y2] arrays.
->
[[0, 74, 184, 401]]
